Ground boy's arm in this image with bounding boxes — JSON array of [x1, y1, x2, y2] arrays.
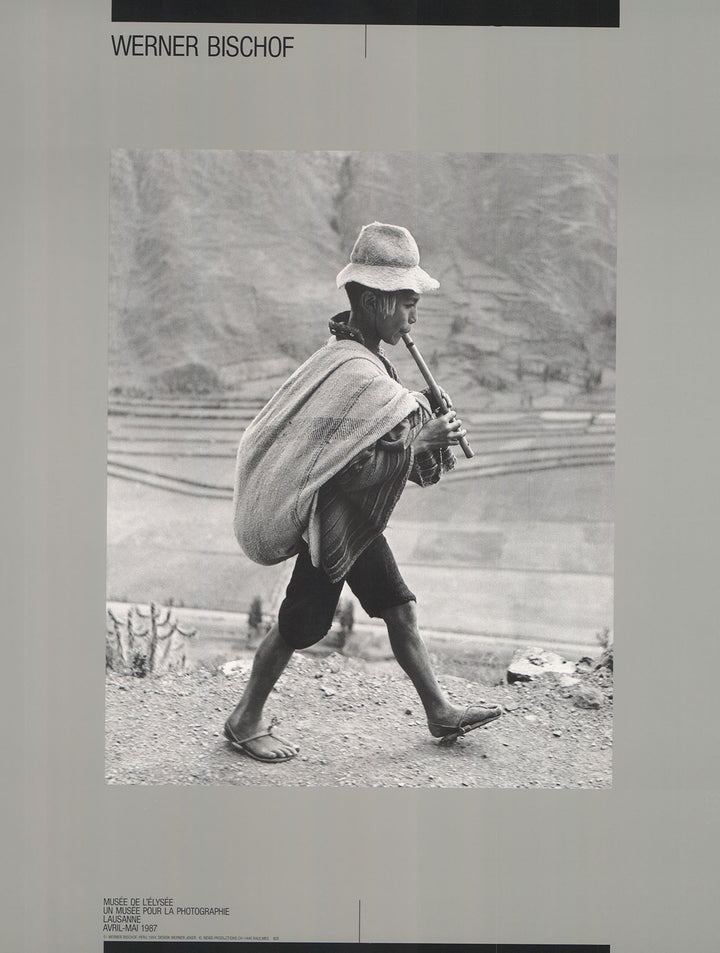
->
[[408, 444, 456, 487], [332, 405, 426, 491], [332, 394, 457, 492], [408, 391, 461, 486]]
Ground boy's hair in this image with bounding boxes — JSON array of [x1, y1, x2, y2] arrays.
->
[[345, 281, 402, 320]]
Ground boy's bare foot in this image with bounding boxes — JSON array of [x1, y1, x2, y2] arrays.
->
[[224, 716, 299, 763], [427, 702, 502, 741]]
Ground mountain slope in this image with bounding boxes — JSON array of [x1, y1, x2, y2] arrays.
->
[[109, 150, 616, 408]]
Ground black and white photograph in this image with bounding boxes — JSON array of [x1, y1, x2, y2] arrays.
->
[[105, 150, 616, 787]]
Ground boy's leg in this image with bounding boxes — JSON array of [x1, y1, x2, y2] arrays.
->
[[225, 623, 297, 761], [346, 536, 502, 737], [382, 602, 502, 736], [226, 541, 344, 761]]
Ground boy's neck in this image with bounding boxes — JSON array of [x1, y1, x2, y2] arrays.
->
[[348, 308, 380, 353]]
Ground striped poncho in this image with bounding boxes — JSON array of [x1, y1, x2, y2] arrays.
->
[[233, 335, 453, 582]]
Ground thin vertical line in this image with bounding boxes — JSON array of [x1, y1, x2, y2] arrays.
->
[[358, 899, 361, 941], [364, 24, 367, 58]]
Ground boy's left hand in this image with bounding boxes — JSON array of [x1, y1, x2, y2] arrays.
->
[[438, 388, 453, 410], [424, 386, 453, 413]]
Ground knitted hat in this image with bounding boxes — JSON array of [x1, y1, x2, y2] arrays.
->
[[336, 222, 439, 294]]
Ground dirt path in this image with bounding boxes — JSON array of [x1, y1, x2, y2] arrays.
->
[[105, 651, 612, 788]]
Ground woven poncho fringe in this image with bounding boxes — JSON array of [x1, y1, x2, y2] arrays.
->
[[233, 338, 422, 581]]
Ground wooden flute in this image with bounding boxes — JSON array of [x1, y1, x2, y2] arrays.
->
[[401, 331, 474, 459]]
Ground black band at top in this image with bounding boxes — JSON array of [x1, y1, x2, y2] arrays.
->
[[111, 0, 619, 27]]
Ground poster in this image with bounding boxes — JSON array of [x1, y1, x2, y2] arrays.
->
[[5, 1, 719, 950]]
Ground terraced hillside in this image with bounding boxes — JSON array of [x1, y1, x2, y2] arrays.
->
[[107, 394, 613, 653], [109, 151, 616, 411]]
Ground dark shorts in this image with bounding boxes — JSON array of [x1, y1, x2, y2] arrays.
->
[[277, 534, 415, 650]]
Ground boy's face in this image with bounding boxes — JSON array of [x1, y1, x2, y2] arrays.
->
[[379, 291, 421, 345]]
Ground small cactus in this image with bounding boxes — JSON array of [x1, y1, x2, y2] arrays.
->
[[106, 603, 196, 676]]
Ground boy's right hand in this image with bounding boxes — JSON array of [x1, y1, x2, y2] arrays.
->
[[413, 410, 467, 452]]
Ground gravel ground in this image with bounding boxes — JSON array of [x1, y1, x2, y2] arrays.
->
[[105, 651, 612, 788]]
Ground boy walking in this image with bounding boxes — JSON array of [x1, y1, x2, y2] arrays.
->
[[226, 222, 501, 762]]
